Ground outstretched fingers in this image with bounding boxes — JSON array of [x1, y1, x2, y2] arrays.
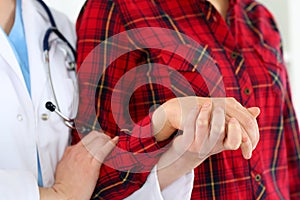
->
[[225, 99, 260, 150], [224, 118, 255, 159]]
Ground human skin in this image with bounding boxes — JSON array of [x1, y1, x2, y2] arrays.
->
[[152, 97, 260, 189], [153, 97, 260, 158]]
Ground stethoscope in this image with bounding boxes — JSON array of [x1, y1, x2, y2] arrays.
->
[[37, 0, 76, 129]]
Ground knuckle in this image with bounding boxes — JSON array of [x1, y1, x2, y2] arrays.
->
[[210, 124, 223, 135], [227, 97, 236, 103], [197, 118, 209, 127]]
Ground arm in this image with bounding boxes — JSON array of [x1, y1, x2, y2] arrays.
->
[[155, 102, 258, 190], [127, 101, 255, 200], [76, 1, 261, 199], [76, 1, 164, 199]]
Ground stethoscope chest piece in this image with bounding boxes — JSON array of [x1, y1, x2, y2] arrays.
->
[[45, 101, 75, 129]]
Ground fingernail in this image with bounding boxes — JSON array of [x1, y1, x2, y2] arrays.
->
[[247, 151, 252, 159]]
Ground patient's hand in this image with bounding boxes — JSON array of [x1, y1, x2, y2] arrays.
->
[[152, 96, 260, 159], [157, 103, 256, 189]]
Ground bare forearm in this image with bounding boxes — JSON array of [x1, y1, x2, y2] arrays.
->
[[156, 147, 200, 190], [152, 105, 176, 142]]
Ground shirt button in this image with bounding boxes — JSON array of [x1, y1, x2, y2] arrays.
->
[[255, 174, 261, 182], [230, 51, 238, 59], [41, 113, 49, 121], [244, 88, 251, 95], [17, 114, 23, 121]]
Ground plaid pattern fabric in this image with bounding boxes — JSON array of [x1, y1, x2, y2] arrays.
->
[[76, 0, 300, 199]]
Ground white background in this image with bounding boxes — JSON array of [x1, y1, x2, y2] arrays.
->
[[44, 0, 300, 118]]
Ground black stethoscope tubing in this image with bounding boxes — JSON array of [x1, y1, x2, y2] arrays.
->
[[37, 0, 77, 62], [36, 0, 76, 129]]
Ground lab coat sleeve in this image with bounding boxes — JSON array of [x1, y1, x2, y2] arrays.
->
[[0, 169, 39, 200], [125, 165, 194, 200]]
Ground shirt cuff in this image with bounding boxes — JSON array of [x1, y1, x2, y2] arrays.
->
[[125, 165, 194, 200]]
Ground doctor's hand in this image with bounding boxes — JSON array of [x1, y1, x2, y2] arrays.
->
[[39, 131, 118, 200], [157, 104, 250, 189], [152, 96, 260, 159]]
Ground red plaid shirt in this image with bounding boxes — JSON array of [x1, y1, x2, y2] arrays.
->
[[76, 0, 300, 199]]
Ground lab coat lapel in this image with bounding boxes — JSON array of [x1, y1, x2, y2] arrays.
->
[[0, 28, 26, 88], [22, 0, 48, 108]]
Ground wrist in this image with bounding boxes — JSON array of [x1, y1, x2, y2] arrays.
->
[[157, 146, 194, 190], [169, 146, 197, 172], [39, 187, 62, 200], [170, 144, 207, 172], [39, 184, 71, 200]]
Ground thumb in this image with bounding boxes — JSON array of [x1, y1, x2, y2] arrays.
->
[[84, 134, 119, 164], [94, 136, 119, 163], [247, 107, 260, 118]]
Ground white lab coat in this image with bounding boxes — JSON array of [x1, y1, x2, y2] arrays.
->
[[0, 0, 193, 199], [0, 0, 77, 199]]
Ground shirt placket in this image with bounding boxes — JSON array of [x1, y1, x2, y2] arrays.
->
[[204, 2, 265, 198], [205, 3, 255, 105]]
